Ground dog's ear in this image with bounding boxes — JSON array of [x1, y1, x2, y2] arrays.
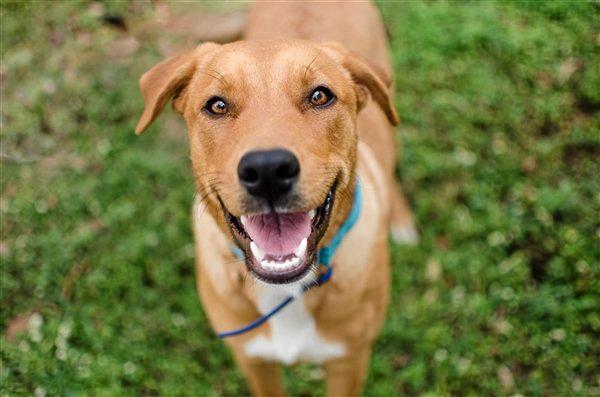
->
[[322, 42, 399, 126], [135, 43, 219, 135]]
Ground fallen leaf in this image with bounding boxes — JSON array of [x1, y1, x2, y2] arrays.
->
[[521, 156, 537, 173], [558, 58, 582, 85], [497, 365, 514, 392], [425, 259, 442, 282], [5, 312, 34, 342], [0, 241, 10, 257]]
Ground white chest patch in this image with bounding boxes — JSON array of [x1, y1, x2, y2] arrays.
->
[[244, 287, 345, 365]]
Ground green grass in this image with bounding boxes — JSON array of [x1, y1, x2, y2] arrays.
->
[[1, 1, 598, 396]]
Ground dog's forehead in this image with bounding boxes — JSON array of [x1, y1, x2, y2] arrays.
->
[[205, 41, 337, 88]]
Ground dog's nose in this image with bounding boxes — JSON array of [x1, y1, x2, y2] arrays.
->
[[238, 149, 300, 202]]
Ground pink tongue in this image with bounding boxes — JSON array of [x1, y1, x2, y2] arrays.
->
[[244, 212, 311, 256]]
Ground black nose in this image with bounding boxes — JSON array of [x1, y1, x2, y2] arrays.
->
[[237, 149, 300, 203]]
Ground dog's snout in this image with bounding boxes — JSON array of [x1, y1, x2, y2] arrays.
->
[[237, 149, 300, 203]]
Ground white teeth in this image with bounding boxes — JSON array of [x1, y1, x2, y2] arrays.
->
[[259, 256, 301, 272], [260, 259, 273, 270], [293, 238, 307, 258], [240, 215, 247, 226], [252, 237, 306, 273], [250, 242, 265, 261], [309, 210, 316, 220]]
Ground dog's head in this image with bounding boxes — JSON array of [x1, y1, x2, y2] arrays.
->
[[136, 40, 398, 285]]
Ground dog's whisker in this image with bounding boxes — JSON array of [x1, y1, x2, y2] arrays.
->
[[198, 69, 228, 88], [205, 66, 230, 86], [303, 48, 323, 81]]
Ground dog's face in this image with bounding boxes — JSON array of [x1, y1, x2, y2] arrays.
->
[[136, 40, 398, 284]]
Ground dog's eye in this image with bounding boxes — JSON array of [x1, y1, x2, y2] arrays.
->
[[309, 86, 335, 107], [204, 97, 228, 116]]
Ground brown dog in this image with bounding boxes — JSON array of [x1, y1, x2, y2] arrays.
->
[[136, 2, 417, 396]]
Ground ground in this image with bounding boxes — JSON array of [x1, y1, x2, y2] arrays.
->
[[1, 1, 598, 396]]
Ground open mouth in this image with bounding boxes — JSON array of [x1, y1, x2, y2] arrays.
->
[[222, 187, 335, 284]]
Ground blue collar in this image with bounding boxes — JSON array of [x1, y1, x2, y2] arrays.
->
[[218, 180, 363, 338]]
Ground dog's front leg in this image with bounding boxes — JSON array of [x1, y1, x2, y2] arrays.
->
[[232, 351, 287, 397], [324, 346, 371, 397]]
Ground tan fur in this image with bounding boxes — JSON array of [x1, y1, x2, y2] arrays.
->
[[136, 2, 416, 396]]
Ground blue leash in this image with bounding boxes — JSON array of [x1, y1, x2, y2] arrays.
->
[[218, 181, 362, 338]]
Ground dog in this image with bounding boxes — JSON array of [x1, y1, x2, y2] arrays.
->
[[135, 2, 417, 395]]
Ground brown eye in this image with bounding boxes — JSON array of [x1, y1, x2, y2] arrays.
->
[[309, 86, 335, 107], [205, 97, 228, 116]]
